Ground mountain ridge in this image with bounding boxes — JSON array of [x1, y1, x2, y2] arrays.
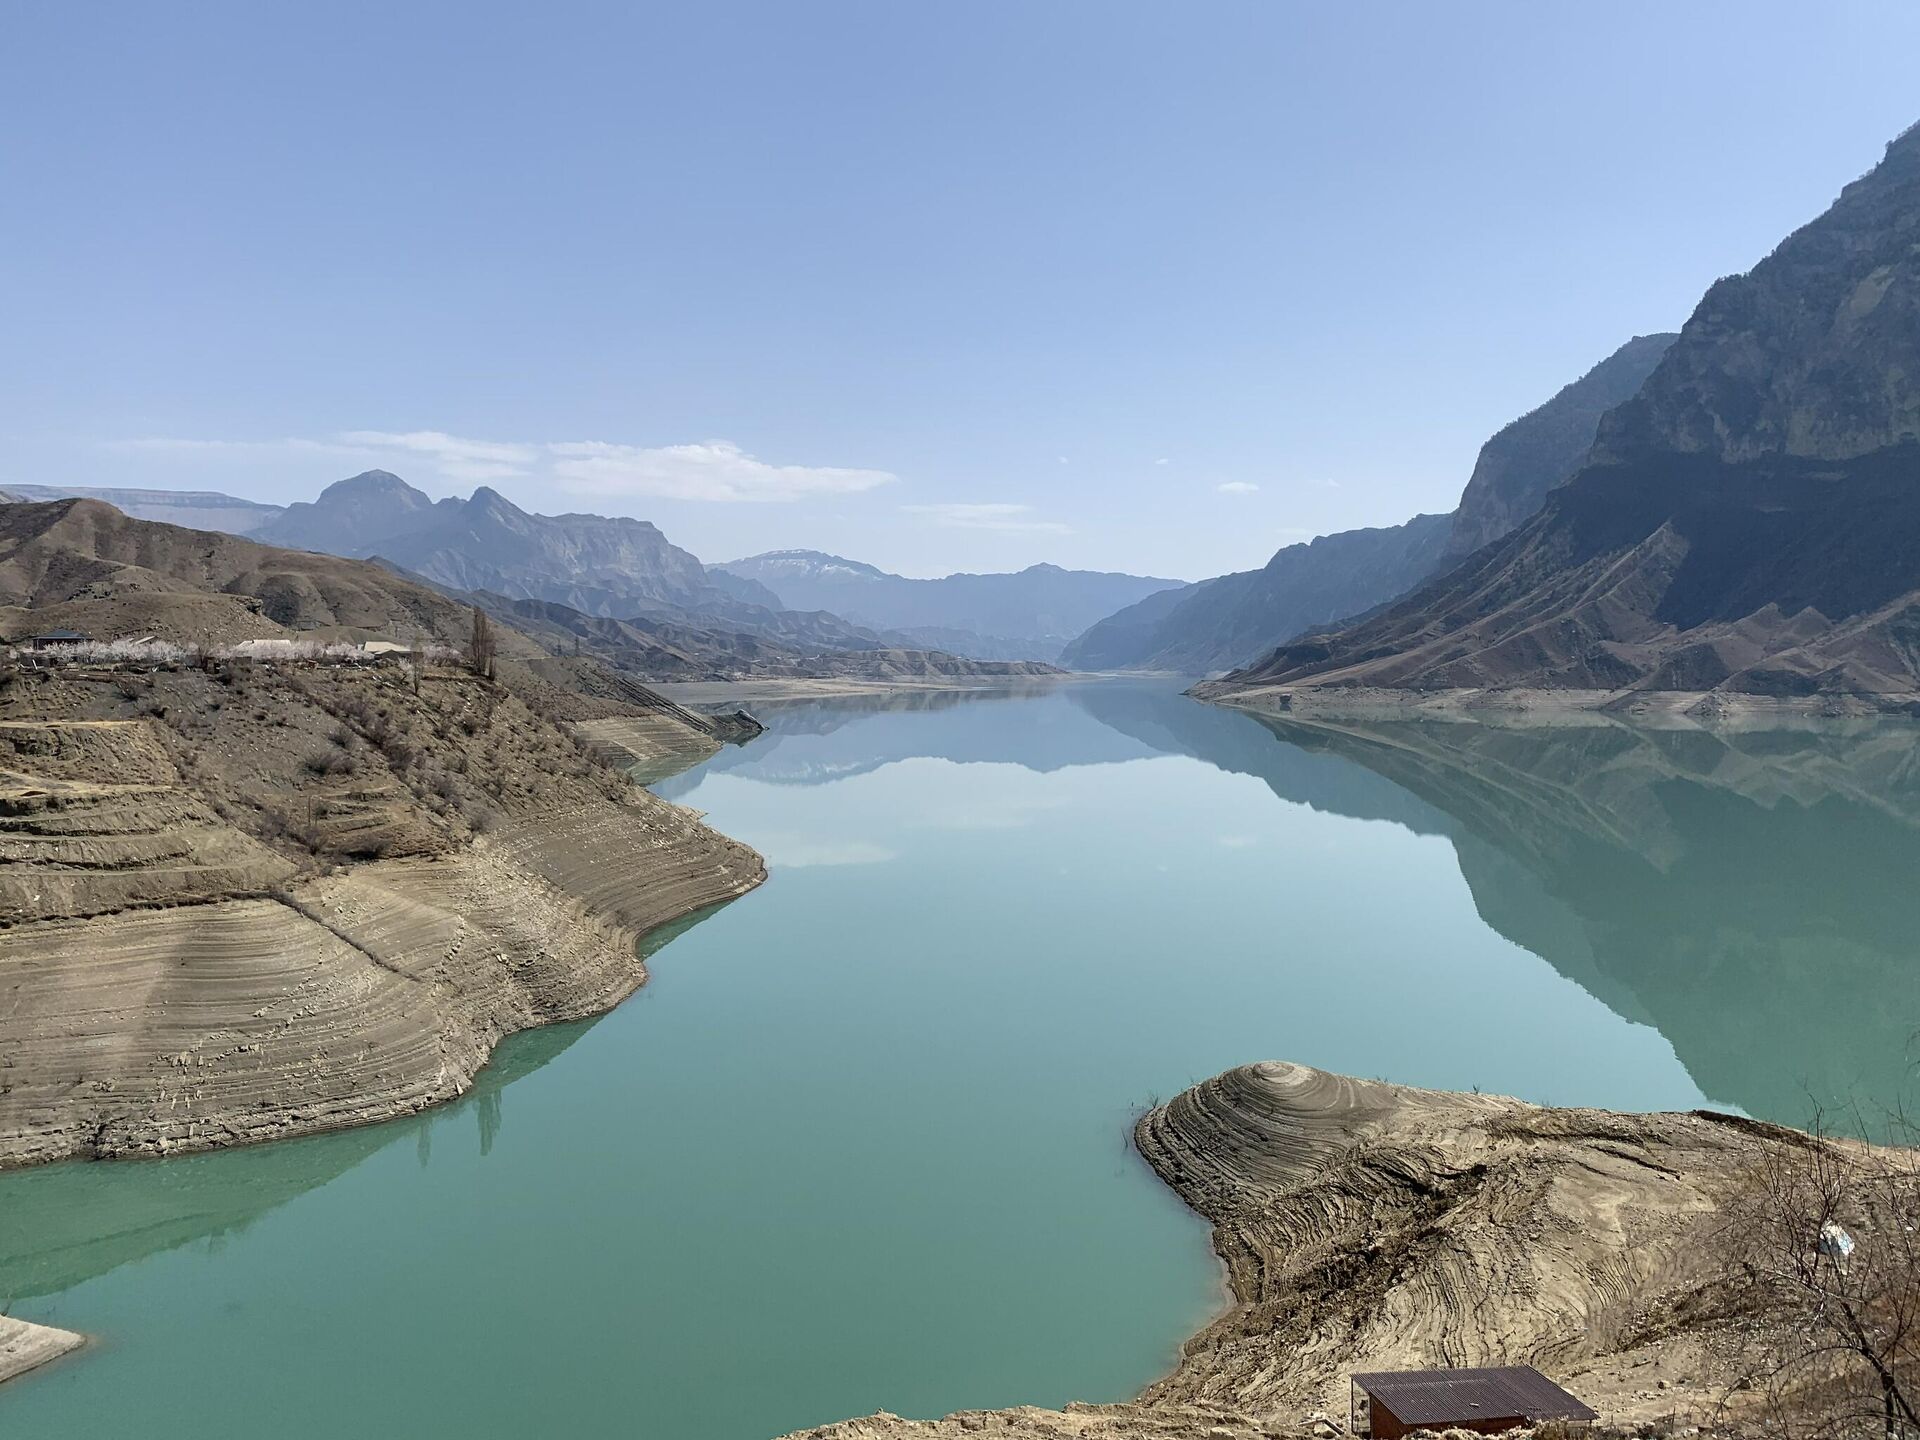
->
[[1206, 120, 1920, 706], [1065, 332, 1676, 675], [716, 549, 1182, 662]]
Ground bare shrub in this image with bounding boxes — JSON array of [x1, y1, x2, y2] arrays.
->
[[1713, 1111, 1920, 1439]]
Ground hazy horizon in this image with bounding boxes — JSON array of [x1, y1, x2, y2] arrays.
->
[[6, 2, 1920, 580]]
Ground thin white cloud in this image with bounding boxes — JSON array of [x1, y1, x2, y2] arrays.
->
[[104, 431, 896, 503], [901, 502, 1071, 535], [1217, 481, 1260, 494], [550, 439, 893, 503], [1153, 457, 1170, 466], [341, 430, 539, 484]]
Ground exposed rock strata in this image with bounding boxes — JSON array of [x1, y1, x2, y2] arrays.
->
[[786, 1063, 1793, 1440], [0, 666, 764, 1170]]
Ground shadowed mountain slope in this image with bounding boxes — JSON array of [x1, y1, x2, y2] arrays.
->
[[1065, 334, 1675, 675], [1217, 124, 1920, 702]]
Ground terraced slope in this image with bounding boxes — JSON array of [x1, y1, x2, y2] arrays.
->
[[788, 1062, 1796, 1440], [0, 661, 764, 1169]]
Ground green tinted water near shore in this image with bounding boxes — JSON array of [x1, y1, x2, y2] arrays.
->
[[5, 681, 1913, 1438]]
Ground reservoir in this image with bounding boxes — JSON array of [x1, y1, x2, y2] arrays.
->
[[3, 680, 1912, 1438]]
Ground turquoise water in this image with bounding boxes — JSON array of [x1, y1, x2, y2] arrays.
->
[[5, 681, 1915, 1437]]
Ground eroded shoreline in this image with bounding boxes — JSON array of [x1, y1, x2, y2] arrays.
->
[[0, 673, 768, 1171], [783, 1062, 1812, 1439]]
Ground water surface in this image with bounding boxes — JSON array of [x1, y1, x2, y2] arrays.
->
[[5, 681, 1914, 1437]]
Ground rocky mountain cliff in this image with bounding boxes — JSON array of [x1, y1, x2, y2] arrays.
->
[[1444, 332, 1678, 559], [1212, 122, 1920, 704], [260, 471, 773, 618], [1064, 334, 1674, 675], [263, 474, 779, 614], [716, 550, 1182, 662]]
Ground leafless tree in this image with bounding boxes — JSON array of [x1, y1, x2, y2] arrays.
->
[[408, 634, 427, 694], [1714, 1110, 1920, 1440], [467, 607, 495, 682]]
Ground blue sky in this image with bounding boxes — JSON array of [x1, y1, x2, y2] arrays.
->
[[5, 3, 1919, 580]]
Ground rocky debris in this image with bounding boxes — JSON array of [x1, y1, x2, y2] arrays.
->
[[781, 1403, 1275, 1438]]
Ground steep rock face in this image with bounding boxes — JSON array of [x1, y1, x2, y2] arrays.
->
[[718, 551, 1183, 662], [1064, 336, 1672, 676], [256, 469, 436, 556], [1216, 123, 1920, 702], [1597, 124, 1920, 465], [1063, 515, 1450, 675], [1444, 332, 1676, 560]]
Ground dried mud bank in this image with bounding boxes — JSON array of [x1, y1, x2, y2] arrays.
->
[[1190, 680, 1920, 727], [0, 668, 765, 1171], [787, 1062, 1803, 1440]]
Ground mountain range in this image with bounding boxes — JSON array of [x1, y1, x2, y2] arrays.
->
[[1211, 121, 1920, 704], [259, 471, 779, 619], [31, 469, 1162, 669], [713, 550, 1183, 661], [1064, 331, 1677, 674]]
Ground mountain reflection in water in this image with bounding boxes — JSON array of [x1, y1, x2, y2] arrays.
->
[[1071, 684, 1920, 1129], [678, 680, 1919, 1126]]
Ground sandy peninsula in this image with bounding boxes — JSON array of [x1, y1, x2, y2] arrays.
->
[[784, 1061, 1819, 1439]]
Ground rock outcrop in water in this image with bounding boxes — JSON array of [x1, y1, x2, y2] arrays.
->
[[787, 1062, 1797, 1440]]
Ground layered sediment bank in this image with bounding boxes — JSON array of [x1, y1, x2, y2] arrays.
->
[[0, 670, 765, 1171], [788, 1062, 1798, 1439]]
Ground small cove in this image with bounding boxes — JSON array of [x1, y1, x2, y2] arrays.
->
[[3, 680, 1913, 1438]]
